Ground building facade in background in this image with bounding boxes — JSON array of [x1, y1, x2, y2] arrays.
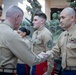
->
[[0, 0, 70, 20]]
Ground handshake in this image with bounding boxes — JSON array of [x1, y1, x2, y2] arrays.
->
[[38, 51, 51, 61], [38, 51, 53, 75]]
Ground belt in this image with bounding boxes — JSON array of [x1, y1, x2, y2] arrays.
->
[[65, 66, 76, 70], [0, 68, 16, 73]]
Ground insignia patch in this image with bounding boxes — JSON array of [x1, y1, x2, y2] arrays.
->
[[47, 40, 52, 48]]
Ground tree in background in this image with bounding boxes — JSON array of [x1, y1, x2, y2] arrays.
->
[[66, 0, 76, 9], [46, 13, 63, 44], [26, 0, 42, 22]]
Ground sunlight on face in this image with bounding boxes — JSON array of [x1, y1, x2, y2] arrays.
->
[[32, 16, 43, 29], [60, 10, 72, 30]]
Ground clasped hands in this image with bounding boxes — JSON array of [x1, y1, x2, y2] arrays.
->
[[38, 51, 50, 60], [38, 51, 52, 75]]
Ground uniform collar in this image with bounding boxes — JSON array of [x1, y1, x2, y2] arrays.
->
[[38, 26, 45, 31], [3, 21, 14, 29], [36, 26, 45, 33], [67, 25, 76, 36]]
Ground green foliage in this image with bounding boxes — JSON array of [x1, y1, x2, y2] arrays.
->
[[66, 0, 76, 7], [46, 13, 63, 43], [52, 13, 58, 19], [46, 20, 63, 43], [66, 0, 74, 2], [70, 1, 76, 7], [26, 5, 31, 12]]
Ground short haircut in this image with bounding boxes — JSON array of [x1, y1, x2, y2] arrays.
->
[[6, 5, 24, 17], [0, 6, 3, 10], [34, 13, 47, 20], [19, 27, 30, 35], [62, 7, 75, 18]]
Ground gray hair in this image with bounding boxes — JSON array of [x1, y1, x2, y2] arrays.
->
[[6, 5, 24, 18], [62, 7, 75, 18]]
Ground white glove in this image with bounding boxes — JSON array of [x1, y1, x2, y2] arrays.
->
[[43, 72, 51, 75], [38, 52, 48, 59], [46, 50, 54, 59]]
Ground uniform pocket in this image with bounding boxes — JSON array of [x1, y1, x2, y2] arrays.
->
[[67, 42, 76, 49], [33, 38, 42, 45], [36, 39, 42, 44]]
